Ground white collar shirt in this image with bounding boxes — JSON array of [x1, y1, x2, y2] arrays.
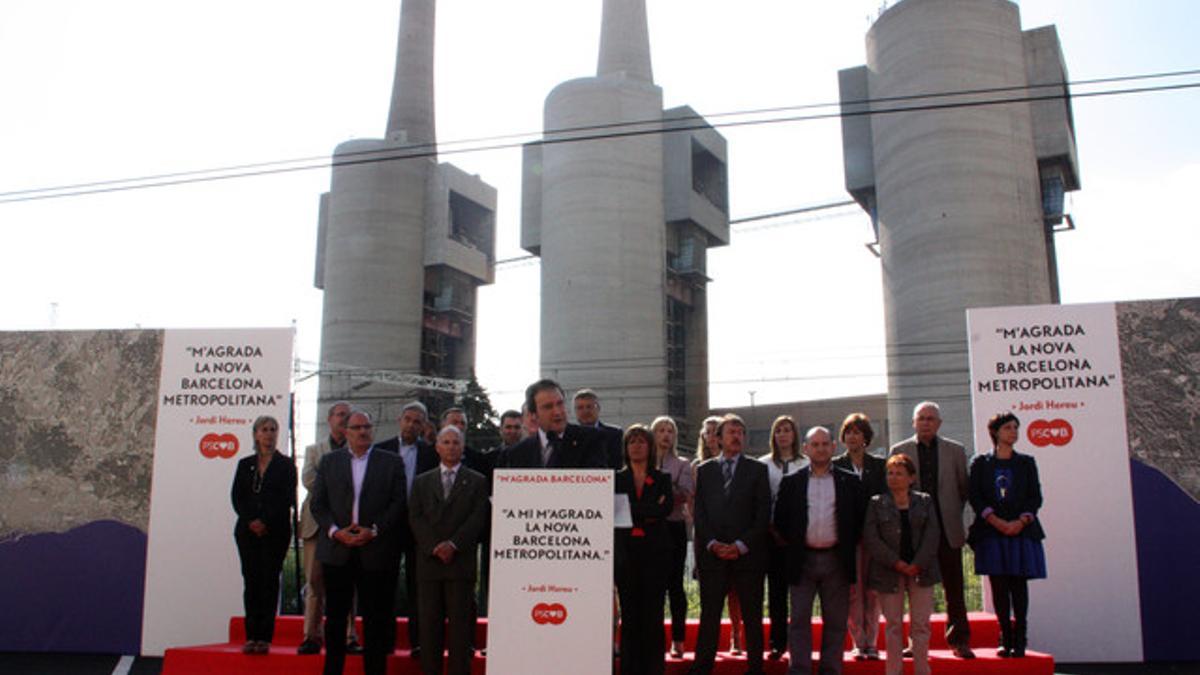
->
[[349, 446, 372, 526], [805, 470, 838, 548]]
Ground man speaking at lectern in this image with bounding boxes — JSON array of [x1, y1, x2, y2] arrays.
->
[[497, 379, 606, 470]]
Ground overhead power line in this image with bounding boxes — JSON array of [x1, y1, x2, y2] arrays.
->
[[2, 67, 1199, 205], [492, 198, 862, 267]]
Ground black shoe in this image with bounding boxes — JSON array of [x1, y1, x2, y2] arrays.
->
[[410, 645, 422, 658], [345, 638, 363, 654], [902, 647, 913, 658], [952, 645, 976, 659], [1013, 622, 1027, 657], [768, 648, 784, 661], [996, 646, 1011, 658], [297, 639, 322, 655]]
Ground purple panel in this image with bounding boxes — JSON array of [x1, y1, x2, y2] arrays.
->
[[1130, 459, 1200, 661], [0, 520, 146, 654]]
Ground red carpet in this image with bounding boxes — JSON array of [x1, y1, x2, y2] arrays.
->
[[162, 613, 1053, 674]]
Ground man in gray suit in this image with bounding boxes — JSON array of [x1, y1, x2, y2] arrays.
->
[[298, 401, 359, 655], [311, 409, 407, 675], [409, 425, 489, 675], [690, 414, 771, 675], [889, 401, 975, 659]]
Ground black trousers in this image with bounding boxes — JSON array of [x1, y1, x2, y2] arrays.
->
[[393, 548, 421, 650], [765, 539, 789, 652], [938, 537, 972, 649], [235, 532, 289, 643], [324, 556, 397, 675], [989, 575, 1030, 639], [665, 521, 689, 643], [418, 575, 476, 675], [617, 555, 668, 675], [692, 563, 764, 674]]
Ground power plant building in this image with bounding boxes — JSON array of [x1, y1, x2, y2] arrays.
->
[[840, 0, 1081, 445], [314, 0, 496, 437], [522, 0, 729, 437]]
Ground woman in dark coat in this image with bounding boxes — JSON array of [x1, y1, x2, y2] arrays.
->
[[969, 412, 1046, 657], [615, 424, 673, 675], [833, 412, 886, 660], [231, 415, 297, 654]]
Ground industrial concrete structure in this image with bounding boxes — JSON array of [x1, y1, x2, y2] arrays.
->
[[522, 0, 729, 438], [719, 394, 893, 462], [315, 0, 496, 438], [840, 0, 1080, 446]]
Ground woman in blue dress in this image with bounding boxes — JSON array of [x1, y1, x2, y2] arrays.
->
[[968, 412, 1046, 658]]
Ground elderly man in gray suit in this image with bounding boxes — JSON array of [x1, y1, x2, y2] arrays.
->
[[409, 425, 489, 675], [889, 401, 974, 659], [298, 401, 359, 655]]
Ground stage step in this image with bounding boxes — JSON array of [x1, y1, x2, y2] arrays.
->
[[222, 611, 1004, 651], [163, 643, 1052, 675], [167, 613, 1052, 674]]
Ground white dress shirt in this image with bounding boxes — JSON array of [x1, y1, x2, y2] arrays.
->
[[399, 442, 418, 496], [805, 470, 838, 548]]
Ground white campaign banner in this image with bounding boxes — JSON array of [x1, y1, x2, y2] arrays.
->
[[140, 328, 294, 655], [487, 470, 614, 675], [967, 303, 1142, 662]]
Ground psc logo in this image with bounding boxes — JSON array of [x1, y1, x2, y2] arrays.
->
[[200, 433, 239, 459], [1027, 419, 1073, 447], [531, 602, 567, 626]]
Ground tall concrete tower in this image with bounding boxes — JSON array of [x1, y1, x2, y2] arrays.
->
[[522, 0, 729, 437], [315, 0, 496, 438], [840, 0, 1080, 446]]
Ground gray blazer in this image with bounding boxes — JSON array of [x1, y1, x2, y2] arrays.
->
[[299, 437, 339, 540], [408, 465, 489, 581], [863, 490, 942, 593], [890, 434, 970, 548]]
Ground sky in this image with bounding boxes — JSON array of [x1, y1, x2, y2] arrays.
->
[[2, 0, 1199, 448]]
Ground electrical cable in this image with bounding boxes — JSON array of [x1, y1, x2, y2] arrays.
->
[[3, 67, 1198, 205]]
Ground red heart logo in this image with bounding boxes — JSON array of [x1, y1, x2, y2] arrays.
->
[[1027, 419, 1073, 447], [200, 433, 240, 459], [531, 602, 567, 625]]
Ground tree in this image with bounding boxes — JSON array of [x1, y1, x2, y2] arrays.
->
[[458, 371, 500, 451]]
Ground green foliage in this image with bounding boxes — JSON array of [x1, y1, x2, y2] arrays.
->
[[281, 544, 302, 614], [458, 371, 501, 451], [676, 547, 983, 619]]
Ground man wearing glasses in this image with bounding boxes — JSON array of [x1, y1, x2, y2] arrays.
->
[[311, 409, 407, 675]]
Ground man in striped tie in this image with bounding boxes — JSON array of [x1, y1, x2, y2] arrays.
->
[[408, 426, 489, 675], [690, 414, 771, 675]]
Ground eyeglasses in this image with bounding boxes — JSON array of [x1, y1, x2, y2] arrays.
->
[[347, 424, 374, 431]]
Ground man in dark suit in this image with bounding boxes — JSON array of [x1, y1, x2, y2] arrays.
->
[[497, 379, 606, 469], [573, 388, 624, 469], [496, 409, 525, 451], [438, 405, 495, 648], [409, 425, 489, 675], [310, 409, 407, 675], [374, 400, 439, 655], [890, 401, 974, 659], [774, 426, 864, 675], [690, 414, 770, 675]]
